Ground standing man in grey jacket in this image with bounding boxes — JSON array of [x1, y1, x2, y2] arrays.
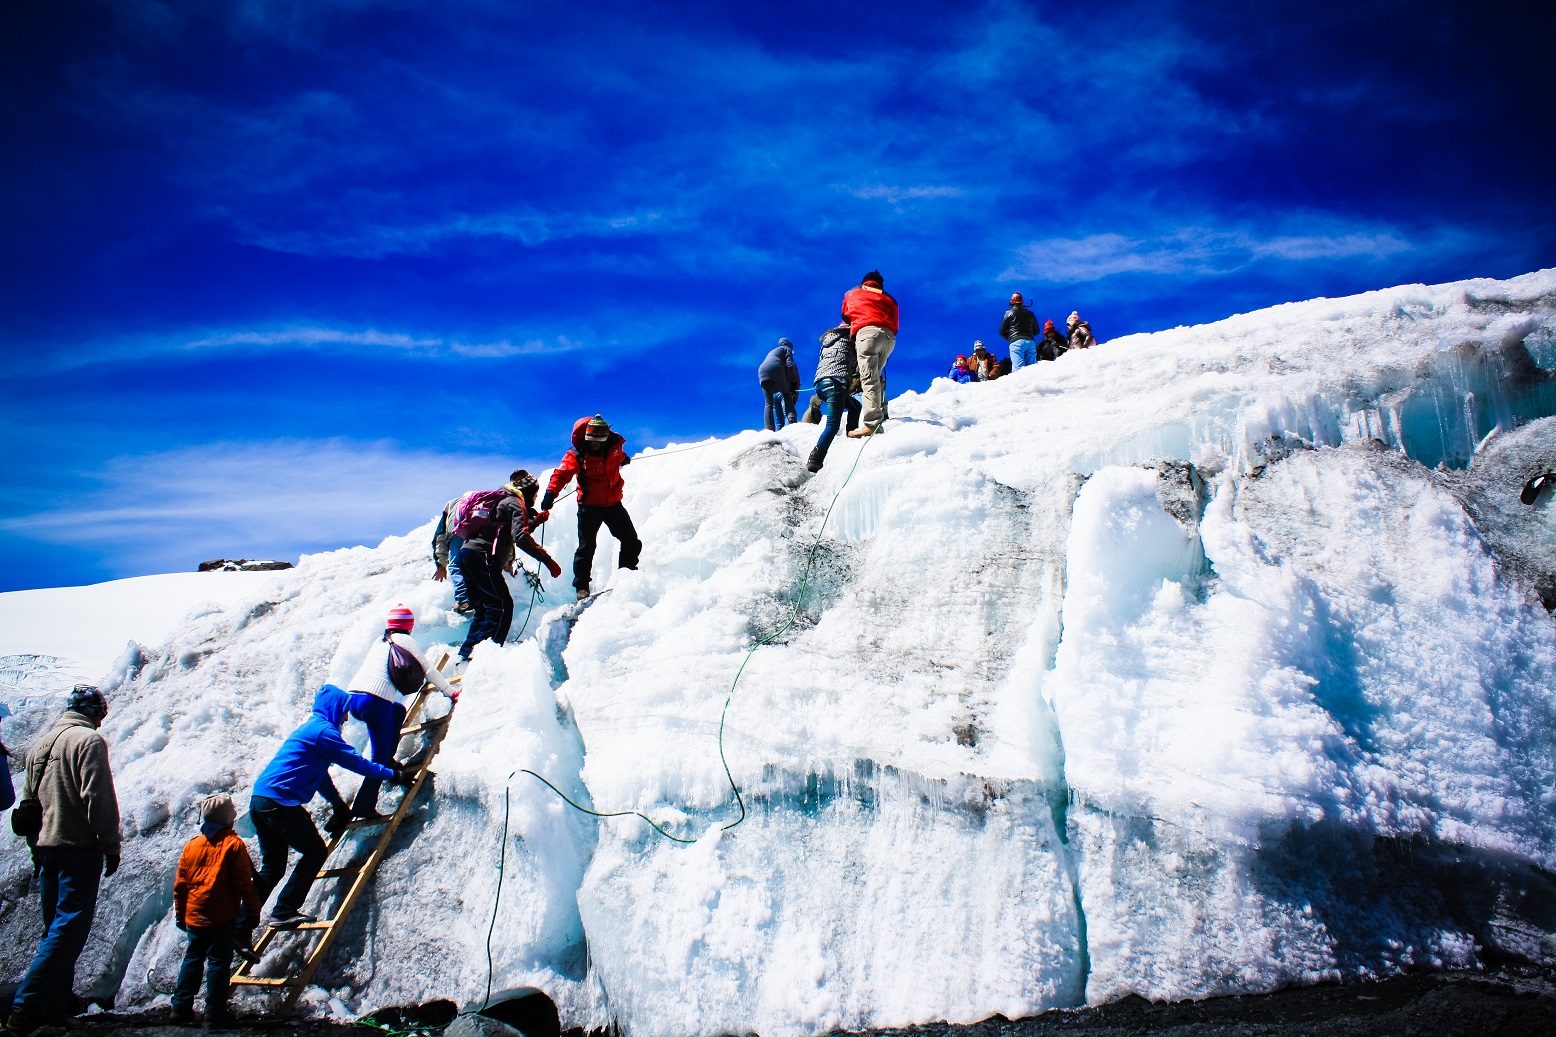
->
[[7, 685, 121, 1034]]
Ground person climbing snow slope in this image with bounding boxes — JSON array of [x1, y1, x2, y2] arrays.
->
[[430, 495, 472, 613], [842, 271, 898, 437], [807, 321, 861, 473], [541, 416, 641, 600], [758, 339, 802, 431]]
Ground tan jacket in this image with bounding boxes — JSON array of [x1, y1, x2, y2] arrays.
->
[[23, 712, 121, 851]]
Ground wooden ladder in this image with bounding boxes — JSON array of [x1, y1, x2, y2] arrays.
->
[[230, 651, 461, 1014]]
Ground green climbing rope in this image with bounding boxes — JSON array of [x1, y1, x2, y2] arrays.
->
[[521, 426, 880, 841]]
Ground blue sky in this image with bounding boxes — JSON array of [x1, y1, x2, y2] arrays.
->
[[2, 0, 1552, 590]]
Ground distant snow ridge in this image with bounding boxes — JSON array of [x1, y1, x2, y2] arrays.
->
[[3, 270, 1556, 1034]]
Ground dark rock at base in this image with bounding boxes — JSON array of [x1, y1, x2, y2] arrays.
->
[[197, 560, 295, 573]]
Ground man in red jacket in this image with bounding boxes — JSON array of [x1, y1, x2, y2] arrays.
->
[[841, 271, 899, 437], [541, 415, 642, 600]]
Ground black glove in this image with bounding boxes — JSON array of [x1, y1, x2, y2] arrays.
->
[[540, 492, 555, 512], [391, 764, 418, 788], [325, 808, 352, 837], [104, 852, 120, 877]]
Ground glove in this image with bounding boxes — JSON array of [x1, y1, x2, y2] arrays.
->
[[391, 764, 418, 788], [539, 493, 555, 512], [538, 550, 562, 579], [104, 852, 120, 877], [620, 455, 631, 466], [325, 808, 352, 838], [531, 510, 550, 526]]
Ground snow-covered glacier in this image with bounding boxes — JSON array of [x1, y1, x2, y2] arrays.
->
[[3, 270, 1555, 1034]]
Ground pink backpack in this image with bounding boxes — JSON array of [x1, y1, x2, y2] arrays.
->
[[450, 489, 508, 540]]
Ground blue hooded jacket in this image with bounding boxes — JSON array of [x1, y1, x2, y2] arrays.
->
[[252, 685, 395, 809]]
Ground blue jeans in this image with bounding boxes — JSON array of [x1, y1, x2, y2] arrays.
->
[[761, 380, 795, 431], [1009, 339, 1037, 369], [812, 377, 861, 461], [12, 847, 104, 1021], [171, 920, 235, 1014], [447, 534, 468, 606], [347, 693, 407, 815]]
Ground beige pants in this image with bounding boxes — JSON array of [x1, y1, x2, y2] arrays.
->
[[855, 325, 896, 427]]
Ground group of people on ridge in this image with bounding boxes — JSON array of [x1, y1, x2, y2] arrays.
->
[[948, 294, 1095, 382]]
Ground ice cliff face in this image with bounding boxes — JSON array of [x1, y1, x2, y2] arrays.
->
[[3, 270, 1555, 1035]]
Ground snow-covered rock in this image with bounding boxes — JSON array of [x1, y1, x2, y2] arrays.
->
[[2, 269, 1555, 1034]]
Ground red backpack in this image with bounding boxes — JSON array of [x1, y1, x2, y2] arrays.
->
[[450, 489, 508, 540]]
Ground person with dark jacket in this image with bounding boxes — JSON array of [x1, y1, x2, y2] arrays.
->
[[1037, 320, 1069, 362], [170, 793, 259, 1027], [248, 686, 404, 928], [456, 472, 561, 660], [999, 292, 1040, 370], [541, 416, 641, 599], [807, 323, 862, 472], [841, 272, 899, 437], [758, 340, 802, 431], [1066, 311, 1097, 350], [8, 686, 121, 1034], [431, 495, 472, 613]]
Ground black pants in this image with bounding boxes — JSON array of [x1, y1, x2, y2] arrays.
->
[[458, 547, 512, 658], [249, 796, 327, 918], [574, 503, 641, 591]]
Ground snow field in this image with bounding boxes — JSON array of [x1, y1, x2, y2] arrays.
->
[[1, 269, 1555, 1033]]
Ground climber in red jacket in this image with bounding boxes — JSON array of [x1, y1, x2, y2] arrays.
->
[[541, 415, 643, 600]]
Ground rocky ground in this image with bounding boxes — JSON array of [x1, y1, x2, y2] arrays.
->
[[36, 965, 1556, 1037]]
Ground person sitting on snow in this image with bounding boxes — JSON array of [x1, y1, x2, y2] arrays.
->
[[170, 793, 259, 1026], [1066, 311, 1096, 350], [248, 686, 407, 929], [541, 416, 641, 601], [1037, 319, 1069, 361], [345, 605, 459, 820], [968, 341, 1000, 380], [757, 339, 802, 431], [948, 355, 976, 383]]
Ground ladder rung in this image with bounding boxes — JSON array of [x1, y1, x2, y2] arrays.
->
[[296, 920, 333, 930], [231, 976, 302, 988], [346, 815, 392, 830], [400, 717, 447, 736], [317, 866, 361, 879]]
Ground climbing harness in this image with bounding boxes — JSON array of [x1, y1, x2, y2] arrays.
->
[[519, 426, 881, 842]]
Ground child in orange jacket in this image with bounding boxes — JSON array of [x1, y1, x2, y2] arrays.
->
[[170, 793, 259, 1025]]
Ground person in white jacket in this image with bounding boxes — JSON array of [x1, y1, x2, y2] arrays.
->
[[343, 605, 456, 820]]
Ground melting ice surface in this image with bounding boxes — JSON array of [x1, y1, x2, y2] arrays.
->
[[3, 270, 1556, 1034]]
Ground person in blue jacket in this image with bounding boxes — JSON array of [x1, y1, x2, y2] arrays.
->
[[758, 339, 802, 431], [947, 355, 976, 383], [0, 701, 14, 813], [247, 686, 405, 929]]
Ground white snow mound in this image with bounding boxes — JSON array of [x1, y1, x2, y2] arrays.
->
[[3, 269, 1556, 1034]]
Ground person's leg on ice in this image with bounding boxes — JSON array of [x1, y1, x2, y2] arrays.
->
[[807, 377, 848, 472], [602, 504, 641, 571], [850, 324, 895, 436], [573, 506, 608, 599], [457, 546, 504, 659], [490, 554, 515, 643], [345, 694, 405, 819], [248, 798, 325, 926]]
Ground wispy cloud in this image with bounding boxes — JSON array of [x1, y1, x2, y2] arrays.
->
[[183, 326, 565, 358]]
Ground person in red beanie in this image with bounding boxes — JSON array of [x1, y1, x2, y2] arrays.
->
[[841, 271, 898, 437], [1038, 319, 1069, 361], [541, 416, 641, 600]]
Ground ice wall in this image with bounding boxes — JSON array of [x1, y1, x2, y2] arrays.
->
[[2, 269, 1555, 1033]]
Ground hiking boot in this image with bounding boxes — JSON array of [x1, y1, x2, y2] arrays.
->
[[204, 1008, 234, 1030], [352, 807, 391, 822], [169, 1007, 196, 1027], [4, 1013, 41, 1035], [576, 587, 591, 601], [234, 939, 260, 965], [453, 601, 474, 614], [806, 448, 825, 473], [267, 909, 316, 929]]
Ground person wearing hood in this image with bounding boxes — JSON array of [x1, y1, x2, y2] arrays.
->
[[1037, 319, 1069, 361], [346, 605, 461, 820], [758, 339, 802, 431], [947, 356, 975, 383], [1066, 311, 1097, 349], [455, 471, 561, 661], [170, 793, 259, 1027], [806, 322, 862, 473], [999, 292, 1040, 370], [541, 416, 641, 600], [841, 271, 899, 437], [248, 685, 405, 928], [8, 686, 120, 1035]]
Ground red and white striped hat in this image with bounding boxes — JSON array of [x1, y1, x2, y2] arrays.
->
[[386, 605, 416, 632]]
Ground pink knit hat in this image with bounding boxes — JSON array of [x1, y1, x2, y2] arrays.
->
[[386, 605, 415, 632]]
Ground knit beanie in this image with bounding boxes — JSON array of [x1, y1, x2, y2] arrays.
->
[[862, 270, 884, 286], [1044, 319, 1055, 333], [66, 684, 108, 721], [1068, 311, 1080, 326], [199, 792, 237, 829], [584, 415, 611, 441], [386, 605, 416, 632]]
